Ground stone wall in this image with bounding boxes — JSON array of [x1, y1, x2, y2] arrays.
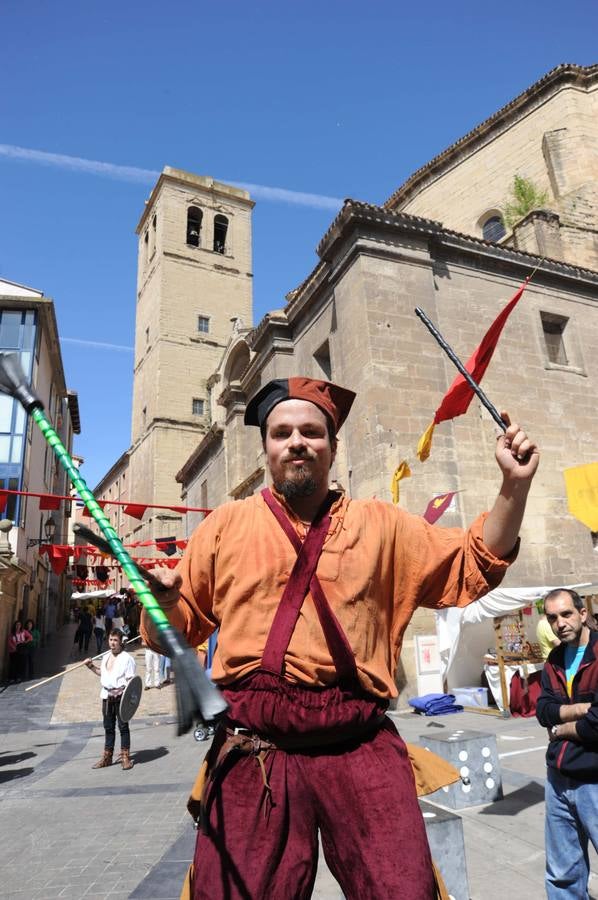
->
[[394, 75, 598, 271]]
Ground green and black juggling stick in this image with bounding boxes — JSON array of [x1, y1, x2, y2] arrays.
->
[[0, 352, 227, 734]]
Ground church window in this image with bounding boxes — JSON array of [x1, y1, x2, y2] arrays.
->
[[144, 230, 149, 263], [187, 207, 203, 247], [541, 312, 568, 365], [192, 398, 205, 416], [197, 315, 210, 334], [481, 215, 506, 242], [150, 215, 157, 256], [214, 215, 228, 254]]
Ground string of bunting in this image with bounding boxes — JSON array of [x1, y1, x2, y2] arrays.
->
[[42, 544, 184, 576], [72, 578, 114, 588], [0, 487, 211, 519]]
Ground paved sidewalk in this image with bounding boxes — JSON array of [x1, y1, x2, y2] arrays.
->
[[1, 623, 598, 898]]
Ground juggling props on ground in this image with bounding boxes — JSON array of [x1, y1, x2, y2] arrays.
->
[[0, 352, 227, 735]]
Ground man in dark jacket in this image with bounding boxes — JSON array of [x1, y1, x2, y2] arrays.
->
[[536, 588, 598, 898]]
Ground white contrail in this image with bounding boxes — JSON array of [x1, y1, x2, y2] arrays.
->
[[0, 144, 343, 210], [61, 337, 134, 352], [232, 181, 342, 210], [0, 144, 158, 184]]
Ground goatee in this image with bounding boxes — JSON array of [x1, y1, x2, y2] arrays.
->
[[274, 476, 317, 500]]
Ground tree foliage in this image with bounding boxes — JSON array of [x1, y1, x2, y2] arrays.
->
[[502, 175, 549, 229]]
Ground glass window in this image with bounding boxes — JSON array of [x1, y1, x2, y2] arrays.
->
[[14, 404, 25, 436], [192, 398, 205, 416], [0, 311, 37, 522], [198, 316, 210, 334], [0, 312, 22, 347], [0, 436, 11, 463], [0, 395, 13, 433], [19, 351, 32, 376], [482, 216, 506, 242], [10, 436, 22, 464]]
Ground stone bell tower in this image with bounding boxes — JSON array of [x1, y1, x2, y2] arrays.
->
[[128, 167, 254, 542]]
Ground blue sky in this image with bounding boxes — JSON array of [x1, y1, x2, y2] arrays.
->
[[1, 0, 596, 491]]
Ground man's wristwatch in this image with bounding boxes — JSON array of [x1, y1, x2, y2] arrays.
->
[[551, 725, 559, 738]]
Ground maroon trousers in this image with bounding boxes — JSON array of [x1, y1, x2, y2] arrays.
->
[[191, 489, 435, 899], [193, 712, 435, 899]]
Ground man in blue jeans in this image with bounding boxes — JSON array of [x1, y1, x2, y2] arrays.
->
[[536, 588, 598, 898]]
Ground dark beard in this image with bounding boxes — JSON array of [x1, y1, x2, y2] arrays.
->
[[274, 476, 317, 500]]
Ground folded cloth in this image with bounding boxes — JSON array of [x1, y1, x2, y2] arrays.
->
[[408, 693, 464, 716]]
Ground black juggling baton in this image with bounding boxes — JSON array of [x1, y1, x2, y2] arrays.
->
[[0, 352, 227, 734], [414, 307, 507, 432]]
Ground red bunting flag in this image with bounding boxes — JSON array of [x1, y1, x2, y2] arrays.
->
[[0, 492, 8, 513], [43, 545, 71, 575], [422, 491, 457, 525], [123, 503, 148, 520], [39, 494, 61, 510], [82, 501, 107, 518], [417, 278, 529, 461]]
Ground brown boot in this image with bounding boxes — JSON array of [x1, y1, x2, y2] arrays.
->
[[92, 750, 113, 769], [120, 749, 133, 770]]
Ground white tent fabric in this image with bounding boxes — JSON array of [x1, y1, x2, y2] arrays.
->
[[71, 588, 116, 602], [436, 582, 591, 686]]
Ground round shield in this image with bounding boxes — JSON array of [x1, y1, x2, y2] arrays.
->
[[119, 675, 143, 722]]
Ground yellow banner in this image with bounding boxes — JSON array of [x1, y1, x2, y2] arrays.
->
[[391, 460, 411, 505], [417, 421, 435, 462], [564, 463, 598, 530]]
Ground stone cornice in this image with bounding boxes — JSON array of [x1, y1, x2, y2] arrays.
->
[[313, 199, 598, 288], [385, 63, 598, 211], [175, 423, 224, 484], [229, 467, 264, 499], [137, 167, 254, 233]]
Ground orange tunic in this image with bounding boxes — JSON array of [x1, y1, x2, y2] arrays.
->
[[141, 491, 517, 698]]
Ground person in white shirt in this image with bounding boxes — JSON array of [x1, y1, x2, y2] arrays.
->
[[93, 609, 106, 654], [85, 630, 136, 770], [143, 640, 161, 690]]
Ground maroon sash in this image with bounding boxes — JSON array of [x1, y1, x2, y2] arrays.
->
[[260, 488, 357, 683]]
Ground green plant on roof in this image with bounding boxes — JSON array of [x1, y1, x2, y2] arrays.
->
[[502, 175, 549, 229]]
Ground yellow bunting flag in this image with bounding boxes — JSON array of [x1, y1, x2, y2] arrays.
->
[[391, 460, 411, 505], [417, 421, 436, 463], [564, 463, 598, 531]]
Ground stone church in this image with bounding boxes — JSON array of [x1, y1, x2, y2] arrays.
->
[[96, 62, 598, 697]]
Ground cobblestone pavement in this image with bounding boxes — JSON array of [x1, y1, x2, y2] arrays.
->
[[2, 623, 598, 899]]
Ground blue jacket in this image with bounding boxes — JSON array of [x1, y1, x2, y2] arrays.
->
[[536, 630, 598, 781]]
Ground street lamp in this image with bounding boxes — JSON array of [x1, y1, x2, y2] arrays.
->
[[27, 515, 56, 548]]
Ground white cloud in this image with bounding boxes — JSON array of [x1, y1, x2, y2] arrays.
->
[[0, 144, 343, 210]]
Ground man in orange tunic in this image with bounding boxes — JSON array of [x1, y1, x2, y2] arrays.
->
[[142, 377, 539, 900]]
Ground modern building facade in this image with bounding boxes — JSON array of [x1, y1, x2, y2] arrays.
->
[[0, 278, 80, 677]]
